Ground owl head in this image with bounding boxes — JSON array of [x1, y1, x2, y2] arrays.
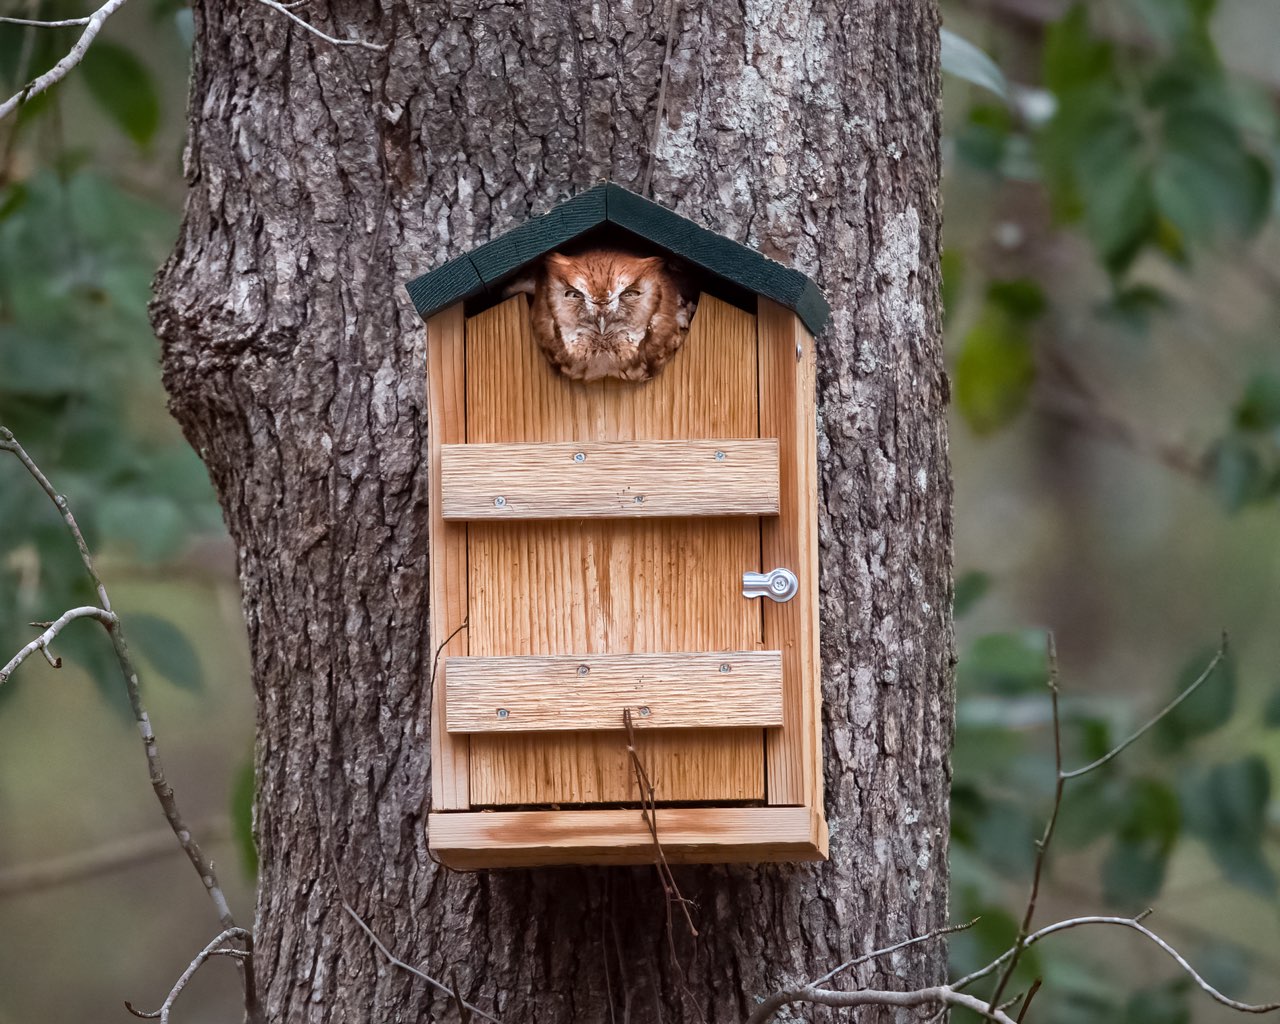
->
[[543, 250, 666, 339]]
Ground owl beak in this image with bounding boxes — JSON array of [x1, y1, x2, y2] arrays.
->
[[597, 315, 607, 332]]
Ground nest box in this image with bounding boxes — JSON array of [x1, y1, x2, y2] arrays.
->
[[406, 184, 829, 869]]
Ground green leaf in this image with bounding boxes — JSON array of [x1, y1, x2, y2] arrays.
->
[[941, 28, 1010, 100], [954, 285, 1040, 435], [956, 104, 1013, 172], [231, 755, 258, 878], [1154, 645, 1236, 752], [1194, 942, 1251, 1000], [941, 246, 965, 327], [1207, 433, 1270, 512], [1121, 981, 1191, 1024], [1264, 688, 1280, 728], [79, 42, 160, 148], [1180, 756, 1276, 896], [1043, 5, 1112, 95], [126, 613, 204, 691], [958, 630, 1050, 695], [1102, 778, 1180, 905], [953, 570, 991, 618], [1234, 373, 1280, 433], [1097, 283, 1170, 333], [1055, 774, 1126, 849]]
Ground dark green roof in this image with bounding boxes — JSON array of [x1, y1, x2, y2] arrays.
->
[[404, 183, 829, 336]]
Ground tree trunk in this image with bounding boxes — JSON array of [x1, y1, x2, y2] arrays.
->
[[152, 2, 952, 1021]]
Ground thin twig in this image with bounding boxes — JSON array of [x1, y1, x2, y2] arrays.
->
[[0, 818, 232, 898], [987, 632, 1064, 1010], [340, 902, 504, 1024], [1015, 979, 1042, 1022], [1062, 634, 1228, 779], [641, 0, 679, 197], [0, 605, 115, 683], [0, 427, 257, 1021], [623, 708, 698, 942], [809, 918, 980, 988], [0, 0, 131, 121], [746, 920, 979, 1024], [0, 15, 93, 26], [125, 927, 252, 1023], [252, 0, 386, 51], [955, 915, 1280, 1014]]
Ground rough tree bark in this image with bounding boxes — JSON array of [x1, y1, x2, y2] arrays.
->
[[151, 2, 952, 1021]]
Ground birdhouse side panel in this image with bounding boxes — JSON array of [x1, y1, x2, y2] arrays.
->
[[758, 298, 824, 829]]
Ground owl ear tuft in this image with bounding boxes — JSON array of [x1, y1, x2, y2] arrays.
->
[[638, 256, 666, 272], [544, 252, 575, 275]]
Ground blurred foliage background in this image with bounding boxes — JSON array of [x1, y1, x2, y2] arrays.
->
[[0, 1, 1277, 1022]]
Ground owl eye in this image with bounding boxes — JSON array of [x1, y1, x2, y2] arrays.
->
[[621, 288, 641, 297], [564, 289, 583, 299]]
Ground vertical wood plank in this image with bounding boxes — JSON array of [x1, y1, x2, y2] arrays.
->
[[758, 298, 823, 816], [427, 306, 471, 809], [464, 294, 765, 805]]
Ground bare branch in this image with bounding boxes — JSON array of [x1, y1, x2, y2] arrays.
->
[[987, 632, 1064, 1010], [125, 928, 253, 1024], [0, 818, 232, 899], [747, 920, 979, 1024], [808, 918, 979, 988], [0, 605, 115, 684], [956, 915, 1280, 1014], [341, 902, 505, 1024], [0, 16, 93, 26], [252, 0, 387, 51], [747, 981, 1021, 1024], [0, 0, 131, 122], [1062, 635, 1228, 779], [0, 426, 257, 1021]]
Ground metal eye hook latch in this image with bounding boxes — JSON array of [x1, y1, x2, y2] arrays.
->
[[742, 568, 799, 603]]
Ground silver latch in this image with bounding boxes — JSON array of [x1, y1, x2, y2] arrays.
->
[[742, 568, 799, 603]]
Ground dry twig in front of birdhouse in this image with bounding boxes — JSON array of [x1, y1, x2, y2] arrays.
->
[[623, 707, 698, 944], [747, 632, 1279, 1024], [0, 425, 259, 1024]]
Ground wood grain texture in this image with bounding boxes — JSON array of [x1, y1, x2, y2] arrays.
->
[[464, 293, 766, 805], [426, 306, 471, 810], [440, 439, 779, 520], [428, 806, 825, 869], [758, 301, 823, 825], [445, 651, 782, 732]]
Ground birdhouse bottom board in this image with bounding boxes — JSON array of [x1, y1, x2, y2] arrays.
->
[[425, 293, 826, 869]]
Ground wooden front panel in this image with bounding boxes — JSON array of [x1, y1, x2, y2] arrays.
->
[[465, 294, 765, 805], [446, 651, 783, 732], [440, 439, 779, 520]]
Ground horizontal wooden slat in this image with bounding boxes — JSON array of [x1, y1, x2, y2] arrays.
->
[[428, 806, 827, 869], [440, 439, 779, 520], [445, 651, 782, 733]]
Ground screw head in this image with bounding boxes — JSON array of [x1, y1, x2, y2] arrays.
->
[[494, 496, 507, 508], [496, 708, 509, 719], [714, 450, 726, 461], [719, 662, 731, 673], [638, 706, 651, 717], [577, 664, 590, 676], [634, 494, 645, 504], [573, 452, 586, 463]]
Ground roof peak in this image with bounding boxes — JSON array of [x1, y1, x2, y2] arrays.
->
[[404, 183, 828, 336]]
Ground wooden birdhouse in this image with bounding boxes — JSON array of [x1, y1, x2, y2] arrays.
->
[[406, 184, 829, 869]]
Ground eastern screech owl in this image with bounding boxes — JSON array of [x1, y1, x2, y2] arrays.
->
[[516, 250, 695, 382]]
